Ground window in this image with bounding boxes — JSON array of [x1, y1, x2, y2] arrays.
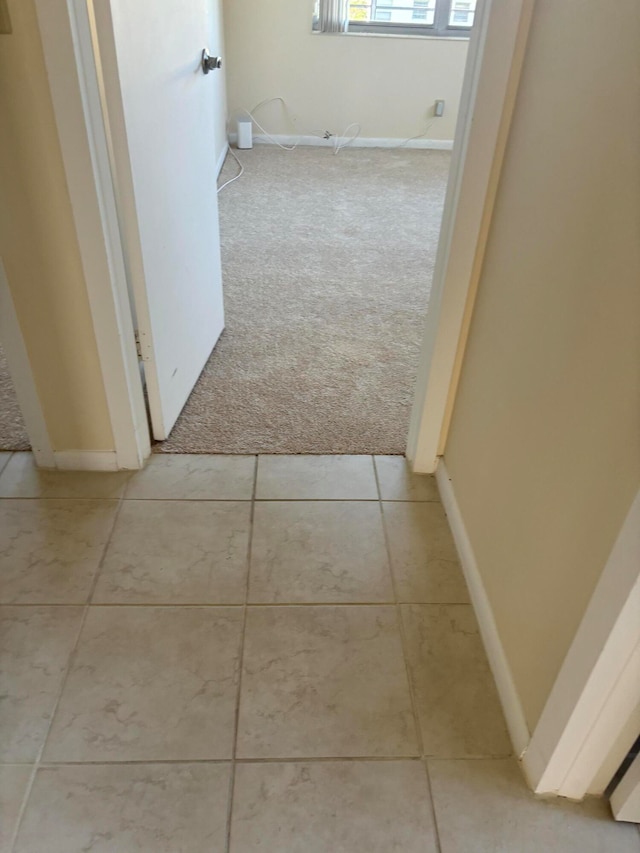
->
[[314, 0, 477, 37], [449, 0, 476, 27], [412, 1, 430, 22]]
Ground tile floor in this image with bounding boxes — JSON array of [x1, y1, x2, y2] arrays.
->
[[0, 451, 637, 852]]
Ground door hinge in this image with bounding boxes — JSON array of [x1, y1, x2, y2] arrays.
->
[[134, 330, 142, 359]]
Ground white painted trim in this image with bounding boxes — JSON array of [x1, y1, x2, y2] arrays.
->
[[215, 140, 230, 176], [611, 752, 640, 823], [436, 460, 530, 757], [438, 460, 640, 799], [228, 133, 454, 151], [522, 490, 640, 799], [34, 0, 150, 471], [0, 261, 55, 468], [407, 0, 535, 472], [52, 451, 119, 471]]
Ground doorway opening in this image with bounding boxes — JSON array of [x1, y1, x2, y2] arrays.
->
[[138, 0, 473, 456], [0, 0, 470, 458]]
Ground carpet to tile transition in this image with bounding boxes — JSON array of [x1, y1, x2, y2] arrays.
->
[[0, 146, 450, 454]]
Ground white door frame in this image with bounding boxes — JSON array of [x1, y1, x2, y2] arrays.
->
[[406, 0, 535, 473], [521, 489, 640, 799], [30, 0, 150, 470], [13, 0, 532, 474]]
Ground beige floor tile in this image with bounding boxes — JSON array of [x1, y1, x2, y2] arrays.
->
[[383, 502, 470, 603], [0, 452, 130, 499], [125, 453, 255, 500], [237, 605, 418, 758], [402, 605, 511, 757], [44, 606, 242, 762], [428, 758, 640, 852], [0, 606, 83, 762], [249, 501, 393, 603], [0, 766, 33, 853], [375, 456, 439, 501], [230, 761, 437, 852], [0, 500, 118, 604], [256, 455, 378, 500], [14, 763, 230, 853], [93, 500, 250, 604]]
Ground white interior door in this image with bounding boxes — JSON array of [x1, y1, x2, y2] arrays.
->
[[91, 0, 224, 439]]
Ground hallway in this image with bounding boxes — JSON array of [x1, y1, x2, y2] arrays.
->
[[1, 452, 636, 851]]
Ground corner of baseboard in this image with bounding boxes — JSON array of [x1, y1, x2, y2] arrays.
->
[[519, 738, 549, 792], [436, 459, 531, 759]]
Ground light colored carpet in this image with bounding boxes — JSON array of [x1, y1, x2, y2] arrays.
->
[[0, 146, 450, 454], [157, 145, 450, 454], [0, 344, 29, 451]]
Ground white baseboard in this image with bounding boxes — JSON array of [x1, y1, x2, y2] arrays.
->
[[228, 133, 454, 151], [215, 141, 229, 177], [52, 451, 119, 471], [436, 460, 531, 758]]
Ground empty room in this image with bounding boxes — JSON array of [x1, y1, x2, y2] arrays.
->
[[159, 0, 470, 455]]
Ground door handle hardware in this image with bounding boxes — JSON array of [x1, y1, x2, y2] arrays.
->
[[202, 49, 222, 74]]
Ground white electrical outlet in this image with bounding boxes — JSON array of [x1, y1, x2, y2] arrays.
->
[[434, 99, 445, 117]]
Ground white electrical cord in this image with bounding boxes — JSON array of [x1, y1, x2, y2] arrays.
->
[[218, 97, 326, 193], [241, 97, 327, 150], [218, 97, 433, 193], [217, 146, 245, 194], [332, 122, 361, 155], [393, 119, 436, 149]]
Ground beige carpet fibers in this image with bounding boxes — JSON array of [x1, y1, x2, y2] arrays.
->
[[0, 146, 450, 454], [158, 146, 450, 454], [0, 344, 29, 451]]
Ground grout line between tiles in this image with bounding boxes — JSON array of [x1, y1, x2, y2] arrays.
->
[[16, 754, 514, 769], [373, 458, 424, 751], [0, 496, 393, 502], [373, 455, 444, 850], [0, 495, 249, 502], [224, 455, 258, 853], [8, 492, 127, 853], [0, 496, 124, 503], [423, 759, 444, 853], [2, 600, 475, 608], [0, 494, 440, 504], [11, 752, 513, 770], [33, 755, 428, 767], [253, 496, 381, 502], [0, 451, 13, 478]]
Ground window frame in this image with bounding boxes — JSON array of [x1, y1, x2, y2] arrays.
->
[[344, 0, 476, 38]]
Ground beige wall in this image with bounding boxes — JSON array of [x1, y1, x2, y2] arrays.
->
[[0, 0, 114, 451], [444, 0, 640, 729], [223, 0, 468, 141]]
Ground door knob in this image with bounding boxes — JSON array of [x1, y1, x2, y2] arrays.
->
[[202, 49, 222, 74]]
